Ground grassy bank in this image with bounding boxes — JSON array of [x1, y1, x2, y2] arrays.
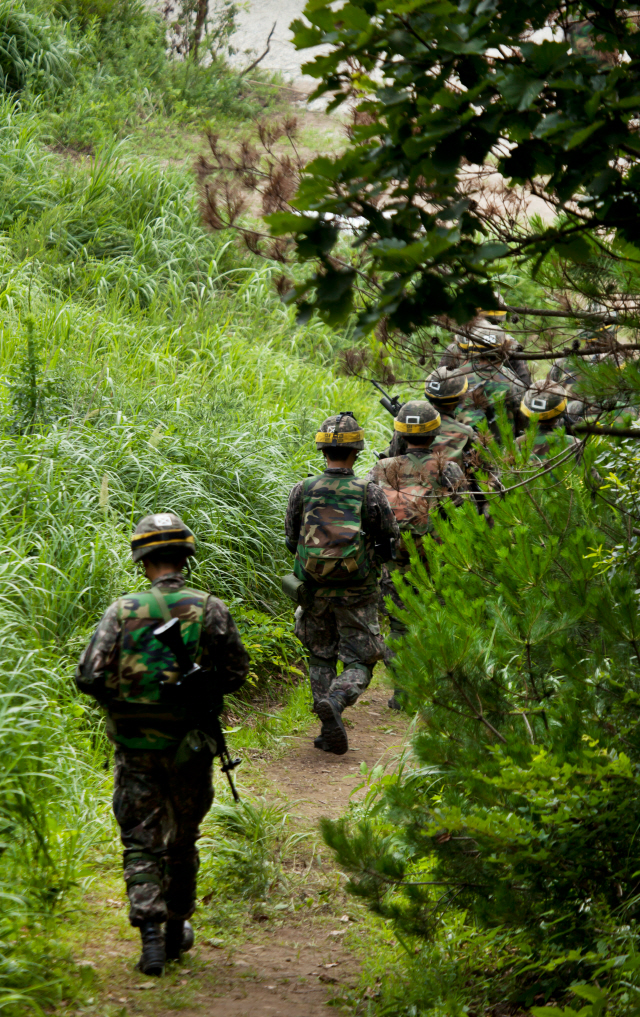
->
[[0, 3, 394, 1009]]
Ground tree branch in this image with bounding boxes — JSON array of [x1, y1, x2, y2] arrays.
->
[[240, 21, 276, 77]]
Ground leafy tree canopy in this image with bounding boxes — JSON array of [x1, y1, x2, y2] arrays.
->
[[270, 0, 640, 333]]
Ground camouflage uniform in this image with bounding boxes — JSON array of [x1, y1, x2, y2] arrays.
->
[[285, 468, 398, 708], [434, 413, 476, 461], [517, 380, 579, 462], [453, 360, 525, 433], [368, 449, 468, 667], [438, 318, 532, 391], [515, 431, 579, 459], [76, 574, 249, 927]]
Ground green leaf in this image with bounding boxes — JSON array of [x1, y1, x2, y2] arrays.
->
[[477, 241, 510, 260], [497, 69, 544, 111], [554, 234, 592, 264], [565, 120, 605, 151], [264, 212, 318, 236], [570, 984, 607, 1003]]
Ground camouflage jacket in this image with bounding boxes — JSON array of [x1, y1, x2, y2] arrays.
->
[[76, 574, 249, 750], [285, 467, 399, 599], [368, 449, 467, 559], [516, 429, 579, 460], [447, 360, 526, 431], [433, 414, 476, 461]]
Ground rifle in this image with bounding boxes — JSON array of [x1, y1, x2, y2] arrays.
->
[[371, 379, 402, 418], [153, 617, 241, 802]]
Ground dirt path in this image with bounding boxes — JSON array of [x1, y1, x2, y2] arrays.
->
[[68, 681, 410, 1017]]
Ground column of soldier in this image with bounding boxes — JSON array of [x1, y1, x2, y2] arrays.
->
[[73, 307, 623, 976]]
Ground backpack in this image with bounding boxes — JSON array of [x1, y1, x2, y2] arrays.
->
[[293, 474, 372, 587]]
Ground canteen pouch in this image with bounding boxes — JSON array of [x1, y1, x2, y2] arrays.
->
[[282, 573, 306, 605]]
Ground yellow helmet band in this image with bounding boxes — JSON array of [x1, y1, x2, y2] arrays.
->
[[315, 430, 364, 443], [394, 414, 441, 434], [521, 398, 567, 420]]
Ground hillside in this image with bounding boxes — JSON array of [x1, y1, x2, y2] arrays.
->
[[0, 3, 399, 1012]]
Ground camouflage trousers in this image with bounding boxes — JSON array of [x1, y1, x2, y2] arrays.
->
[[380, 563, 410, 655], [113, 745, 214, 927], [380, 562, 415, 706], [294, 591, 384, 708]]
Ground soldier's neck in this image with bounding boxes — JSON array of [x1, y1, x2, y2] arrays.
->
[[145, 561, 185, 583]]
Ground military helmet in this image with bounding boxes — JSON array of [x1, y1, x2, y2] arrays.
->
[[394, 399, 441, 436], [131, 512, 196, 563], [521, 381, 568, 421], [425, 366, 469, 406], [315, 411, 365, 451], [457, 320, 505, 356], [566, 398, 585, 423], [580, 304, 618, 346]]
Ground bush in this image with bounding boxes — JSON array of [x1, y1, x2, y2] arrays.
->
[[323, 429, 640, 1013]]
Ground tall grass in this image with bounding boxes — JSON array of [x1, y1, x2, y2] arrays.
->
[[0, 77, 389, 1012]]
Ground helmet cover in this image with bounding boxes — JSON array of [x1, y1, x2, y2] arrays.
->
[[131, 512, 196, 563], [315, 411, 365, 450], [425, 366, 469, 404], [394, 399, 441, 435], [521, 381, 568, 421]]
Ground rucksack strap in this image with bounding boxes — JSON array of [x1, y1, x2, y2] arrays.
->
[[150, 585, 172, 622]]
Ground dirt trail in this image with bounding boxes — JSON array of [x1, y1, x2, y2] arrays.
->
[[249, 683, 411, 820], [70, 681, 410, 1017]]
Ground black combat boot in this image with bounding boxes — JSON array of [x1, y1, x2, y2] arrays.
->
[[315, 696, 348, 755], [165, 919, 195, 961], [137, 921, 165, 976], [388, 694, 402, 711]]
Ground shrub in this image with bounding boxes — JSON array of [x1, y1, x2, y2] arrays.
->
[[0, 0, 73, 93]]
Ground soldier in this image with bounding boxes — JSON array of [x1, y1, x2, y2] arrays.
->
[[437, 321, 528, 437], [284, 413, 399, 755], [425, 367, 477, 459], [76, 514, 249, 976], [376, 377, 476, 464], [368, 401, 468, 710], [517, 381, 578, 458], [547, 317, 619, 393], [438, 308, 532, 392]]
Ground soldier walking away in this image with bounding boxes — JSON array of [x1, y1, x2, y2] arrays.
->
[[425, 366, 477, 458], [517, 381, 578, 459], [548, 309, 619, 393], [76, 514, 249, 976], [368, 401, 468, 710], [284, 413, 399, 755], [438, 307, 532, 391]]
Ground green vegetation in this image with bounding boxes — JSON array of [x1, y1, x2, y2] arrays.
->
[[5, 0, 640, 1015], [326, 431, 640, 1014], [273, 0, 640, 337], [0, 2, 392, 1011], [269, 1, 640, 1014]]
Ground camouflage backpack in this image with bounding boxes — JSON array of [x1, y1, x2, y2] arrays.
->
[[293, 474, 372, 587], [107, 586, 208, 750], [371, 453, 463, 536]]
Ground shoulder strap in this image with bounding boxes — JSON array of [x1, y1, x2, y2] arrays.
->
[[150, 585, 172, 623], [361, 478, 369, 525]]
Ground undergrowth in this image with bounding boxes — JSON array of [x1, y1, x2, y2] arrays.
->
[[0, 5, 390, 1010]]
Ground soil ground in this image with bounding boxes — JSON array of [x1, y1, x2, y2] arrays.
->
[[65, 679, 411, 1017]]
